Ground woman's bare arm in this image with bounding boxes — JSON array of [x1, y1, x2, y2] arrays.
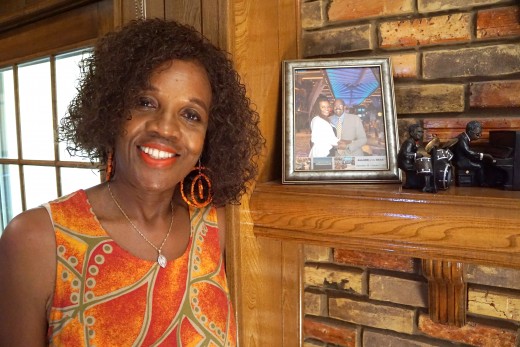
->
[[0, 207, 56, 346]]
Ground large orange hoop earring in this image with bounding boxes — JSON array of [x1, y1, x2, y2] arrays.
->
[[105, 151, 114, 182], [180, 163, 213, 208]]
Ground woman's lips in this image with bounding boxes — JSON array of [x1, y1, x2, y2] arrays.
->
[[138, 144, 178, 167]]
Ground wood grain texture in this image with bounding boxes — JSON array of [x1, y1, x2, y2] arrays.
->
[[228, 230, 301, 346], [201, 0, 222, 46], [282, 242, 303, 346], [227, 200, 264, 346], [423, 259, 466, 327], [116, 0, 135, 24], [0, 1, 112, 64], [225, 0, 300, 346], [0, 0, 98, 32], [231, 0, 299, 184], [257, 237, 284, 345], [224, 204, 243, 342], [250, 182, 520, 268], [227, 206, 301, 346], [165, 0, 202, 31], [145, 0, 166, 20]]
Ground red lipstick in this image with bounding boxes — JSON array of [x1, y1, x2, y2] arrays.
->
[[138, 143, 178, 168]]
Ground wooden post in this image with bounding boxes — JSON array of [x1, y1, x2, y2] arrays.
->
[[422, 259, 467, 327]]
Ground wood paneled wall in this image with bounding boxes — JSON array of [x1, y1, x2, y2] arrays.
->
[[114, 0, 227, 48], [225, 1, 300, 345]]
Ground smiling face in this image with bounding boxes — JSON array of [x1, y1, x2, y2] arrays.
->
[[333, 99, 345, 117], [112, 59, 212, 192], [318, 100, 331, 119]]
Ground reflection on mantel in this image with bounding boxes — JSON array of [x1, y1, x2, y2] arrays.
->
[[250, 181, 520, 268]]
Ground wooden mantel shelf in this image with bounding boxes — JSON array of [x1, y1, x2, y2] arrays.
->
[[250, 181, 520, 268]]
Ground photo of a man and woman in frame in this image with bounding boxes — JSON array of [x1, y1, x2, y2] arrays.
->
[[293, 65, 388, 172]]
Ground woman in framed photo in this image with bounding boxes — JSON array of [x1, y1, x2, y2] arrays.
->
[[308, 95, 339, 158]]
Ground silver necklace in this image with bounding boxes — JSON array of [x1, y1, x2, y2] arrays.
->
[[107, 183, 174, 268]]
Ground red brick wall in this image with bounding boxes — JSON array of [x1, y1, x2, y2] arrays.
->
[[300, 2, 520, 345], [300, 0, 520, 143], [303, 246, 520, 346]]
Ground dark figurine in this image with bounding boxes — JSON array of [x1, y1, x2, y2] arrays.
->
[[425, 137, 453, 193], [399, 124, 454, 193], [398, 124, 424, 189], [451, 120, 494, 187]]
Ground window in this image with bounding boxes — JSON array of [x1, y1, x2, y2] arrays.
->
[[0, 49, 101, 232]]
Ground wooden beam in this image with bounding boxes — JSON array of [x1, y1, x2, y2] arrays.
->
[[225, 0, 300, 345], [0, 0, 99, 33], [250, 182, 520, 268], [0, 1, 112, 65], [423, 259, 467, 327]]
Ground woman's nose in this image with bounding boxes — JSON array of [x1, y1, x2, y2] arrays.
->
[[147, 110, 181, 139]]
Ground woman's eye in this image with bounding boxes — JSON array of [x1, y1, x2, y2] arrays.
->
[[183, 109, 201, 122], [137, 97, 156, 108]]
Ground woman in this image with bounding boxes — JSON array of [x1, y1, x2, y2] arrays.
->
[[0, 19, 263, 346], [308, 95, 339, 158]]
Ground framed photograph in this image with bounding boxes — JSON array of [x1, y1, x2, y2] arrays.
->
[[282, 57, 401, 184]]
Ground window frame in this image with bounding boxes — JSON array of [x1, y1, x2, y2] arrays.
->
[[0, 0, 113, 229], [1, 50, 100, 211]]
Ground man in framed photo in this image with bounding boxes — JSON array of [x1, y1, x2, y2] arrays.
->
[[332, 99, 367, 157]]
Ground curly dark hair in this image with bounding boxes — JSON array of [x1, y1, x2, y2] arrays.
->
[[60, 19, 264, 206], [310, 95, 330, 117]]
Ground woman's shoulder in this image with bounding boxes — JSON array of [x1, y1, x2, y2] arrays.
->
[[0, 207, 56, 293], [1, 207, 55, 253], [0, 207, 57, 343]]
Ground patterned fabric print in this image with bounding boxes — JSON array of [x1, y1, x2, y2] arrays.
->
[[46, 190, 237, 347]]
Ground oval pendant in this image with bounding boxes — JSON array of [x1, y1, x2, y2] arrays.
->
[[157, 253, 167, 268]]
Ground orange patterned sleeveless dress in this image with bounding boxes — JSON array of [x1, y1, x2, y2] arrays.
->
[[44, 190, 237, 346]]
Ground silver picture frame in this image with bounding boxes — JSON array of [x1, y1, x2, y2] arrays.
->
[[282, 57, 401, 184]]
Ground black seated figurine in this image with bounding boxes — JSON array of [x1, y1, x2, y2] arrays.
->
[[451, 120, 493, 187], [398, 124, 424, 189]]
